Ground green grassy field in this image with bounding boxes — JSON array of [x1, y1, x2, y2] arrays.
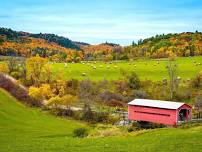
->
[[0, 88, 202, 152], [51, 56, 202, 81]]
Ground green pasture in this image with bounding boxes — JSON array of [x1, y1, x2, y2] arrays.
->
[[51, 56, 202, 81]]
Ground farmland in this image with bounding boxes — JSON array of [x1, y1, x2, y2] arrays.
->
[[51, 56, 202, 81], [0, 88, 202, 152]]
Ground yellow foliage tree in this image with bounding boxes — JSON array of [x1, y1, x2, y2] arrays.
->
[[61, 94, 78, 108], [26, 55, 48, 86], [0, 63, 9, 74], [28, 86, 42, 101], [28, 84, 53, 102], [47, 94, 77, 109]]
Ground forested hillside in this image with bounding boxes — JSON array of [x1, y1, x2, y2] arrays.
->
[[82, 32, 202, 60], [1, 27, 202, 61], [29, 33, 81, 50], [126, 32, 202, 58], [0, 28, 83, 61]]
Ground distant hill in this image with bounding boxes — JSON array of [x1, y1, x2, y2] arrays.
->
[[128, 32, 202, 58], [1, 27, 202, 60], [0, 27, 83, 58], [74, 41, 90, 47], [29, 33, 81, 50]]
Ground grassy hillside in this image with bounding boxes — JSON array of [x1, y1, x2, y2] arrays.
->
[[51, 56, 202, 81], [0, 89, 202, 152]]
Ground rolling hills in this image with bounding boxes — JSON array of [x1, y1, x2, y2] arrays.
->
[[0, 27, 82, 58], [1, 27, 202, 61], [126, 32, 202, 58], [0, 88, 202, 152]]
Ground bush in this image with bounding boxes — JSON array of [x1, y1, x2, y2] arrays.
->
[[190, 74, 202, 88], [10, 71, 21, 79], [99, 90, 124, 105], [73, 128, 88, 138], [81, 105, 94, 121], [126, 72, 140, 90], [52, 108, 74, 117], [127, 126, 134, 132], [175, 90, 191, 101], [0, 73, 39, 106], [133, 90, 148, 99], [94, 112, 109, 123]]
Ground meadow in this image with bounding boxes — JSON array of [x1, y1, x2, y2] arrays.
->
[[51, 56, 202, 81], [1, 88, 202, 152]]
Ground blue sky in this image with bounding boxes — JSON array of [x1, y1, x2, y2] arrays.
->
[[0, 0, 202, 45]]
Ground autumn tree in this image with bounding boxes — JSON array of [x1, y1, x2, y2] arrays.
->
[[41, 64, 53, 83], [47, 95, 77, 110], [0, 63, 9, 74], [29, 84, 53, 103], [60, 94, 78, 109], [26, 55, 48, 86]]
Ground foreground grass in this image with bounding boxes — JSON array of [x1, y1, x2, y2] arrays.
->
[[52, 56, 202, 81], [0, 89, 202, 152]]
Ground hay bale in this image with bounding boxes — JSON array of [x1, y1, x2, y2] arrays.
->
[[82, 73, 86, 76]]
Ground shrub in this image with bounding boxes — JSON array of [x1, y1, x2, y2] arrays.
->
[[10, 71, 21, 79], [81, 105, 94, 121], [94, 112, 109, 123], [190, 74, 202, 88], [52, 108, 74, 117], [108, 99, 124, 107], [133, 90, 148, 99], [73, 128, 88, 138], [0, 73, 39, 106], [0, 63, 9, 74], [175, 90, 191, 101], [127, 126, 134, 132], [194, 95, 202, 109], [126, 72, 140, 90], [99, 90, 124, 104]]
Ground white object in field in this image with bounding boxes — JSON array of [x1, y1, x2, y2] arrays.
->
[[82, 73, 86, 76]]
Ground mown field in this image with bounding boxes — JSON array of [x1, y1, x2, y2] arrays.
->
[[52, 56, 202, 81], [0, 88, 202, 152]]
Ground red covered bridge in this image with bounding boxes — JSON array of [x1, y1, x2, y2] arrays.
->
[[128, 99, 192, 125]]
